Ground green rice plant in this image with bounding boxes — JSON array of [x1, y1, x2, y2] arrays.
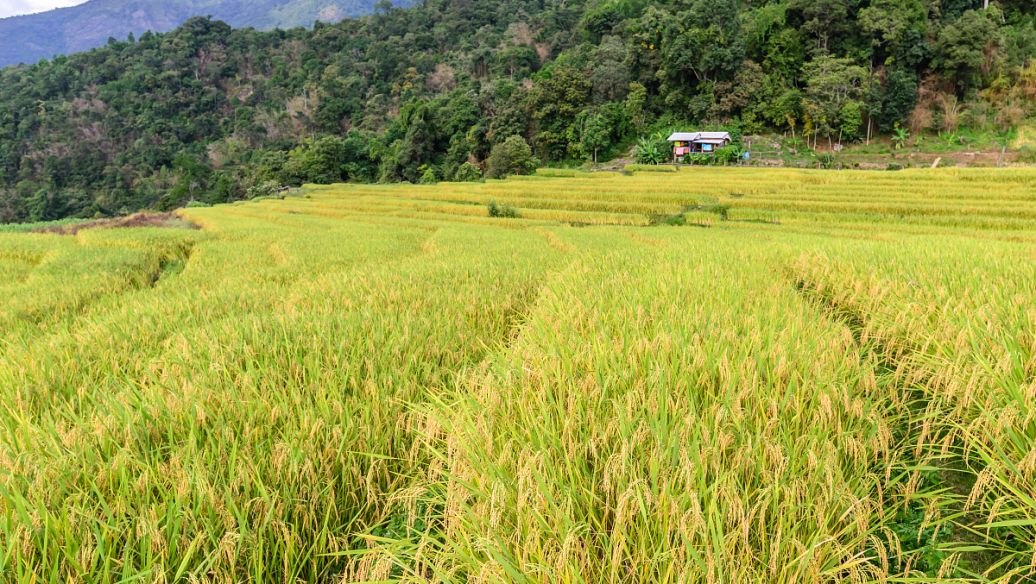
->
[[353, 229, 911, 580], [791, 239, 1036, 581], [683, 210, 716, 226], [2, 169, 1036, 583], [0, 217, 91, 233], [535, 168, 582, 177], [625, 163, 678, 172]]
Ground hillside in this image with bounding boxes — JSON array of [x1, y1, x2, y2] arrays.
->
[[3, 0, 1036, 224], [0, 0, 406, 67], [2, 169, 1035, 580]]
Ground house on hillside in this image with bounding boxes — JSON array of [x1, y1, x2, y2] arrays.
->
[[667, 132, 732, 161]]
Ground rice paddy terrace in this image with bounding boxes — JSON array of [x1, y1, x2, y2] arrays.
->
[[1, 167, 1035, 582]]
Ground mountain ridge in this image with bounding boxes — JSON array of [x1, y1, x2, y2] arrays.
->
[[0, 0, 401, 67]]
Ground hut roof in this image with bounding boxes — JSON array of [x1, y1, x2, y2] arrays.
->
[[667, 131, 731, 143]]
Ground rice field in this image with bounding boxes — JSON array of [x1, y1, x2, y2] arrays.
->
[[1, 167, 1035, 582]]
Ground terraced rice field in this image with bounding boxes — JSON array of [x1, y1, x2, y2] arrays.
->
[[1, 167, 1034, 582]]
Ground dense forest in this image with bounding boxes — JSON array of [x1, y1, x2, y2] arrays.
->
[[2, 0, 1036, 223]]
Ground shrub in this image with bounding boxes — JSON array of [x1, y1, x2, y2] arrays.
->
[[419, 166, 438, 184], [634, 133, 671, 165], [453, 162, 483, 182], [649, 213, 687, 226], [816, 153, 837, 169], [714, 145, 744, 165], [683, 152, 712, 166], [247, 180, 281, 199], [1015, 145, 1036, 164], [700, 204, 730, 220], [184, 200, 212, 208], [487, 136, 538, 178], [488, 200, 520, 218], [887, 163, 905, 171], [680, 145, 744, 166]]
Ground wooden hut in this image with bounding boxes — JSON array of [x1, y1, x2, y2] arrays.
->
[[667, 132, 732, 161]]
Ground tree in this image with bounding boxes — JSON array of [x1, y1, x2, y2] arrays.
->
[[892, 124, 910, 150], [933, 9, 1002, 93], [858, 0, 929, 68], [634, 133, 670, 165], [711, 60, 770, 126], [789, 0, 857, 53], [839, 100, 863, 141], [656, 0, 744, 109], [877, 69, 918, 132], [341, 131, 377, 183], [453, 162, 483, 182], [26, 187, 65, 222], [580, 3, 624, 43], [419, 165, 438, 184], [160, 153, 212, 210], [395, 102, 441, 183], [624, 82, 648, 134], [766, 88, 804, 138], [493, 45, 540, 79], [526, 65, 592, 161], [487, 136, 538, 178], [574, 110, 611, 163], [802, 55, 867, 144], [590, 36, 630, 103]]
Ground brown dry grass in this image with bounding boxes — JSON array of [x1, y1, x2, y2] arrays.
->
[[34, 212, 199, 235]]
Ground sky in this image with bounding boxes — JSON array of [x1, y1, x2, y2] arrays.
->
[[0, 0, 88, 18]]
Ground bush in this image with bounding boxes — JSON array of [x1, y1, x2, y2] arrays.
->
[[634, 133, 671, 164], [488, 200, 521, 218], [419, 166, 438, 184], [887, 163, 905, 171], [282, 136, 348, 185], [649, 213, 687, 226], [184, 200, 212, 208], [1015, 145, 1036, 164], [487, 136, 538, 178], [816, 153, 837, 169], [700, 203, 730, 220], [714, 145, 743, 165], [247, 180, 282, 199], [683, 152, 712, 165], [453, 162, 483, 182]]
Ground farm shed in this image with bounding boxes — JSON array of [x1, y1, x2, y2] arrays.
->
[[668, 132, 732, 160]]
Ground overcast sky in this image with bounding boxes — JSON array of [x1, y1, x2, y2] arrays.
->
[[0, 0, 88, 18]]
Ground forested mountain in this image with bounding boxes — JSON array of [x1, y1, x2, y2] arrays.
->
[[0, 0, 408, 67], [2, 0, 1036, 223]]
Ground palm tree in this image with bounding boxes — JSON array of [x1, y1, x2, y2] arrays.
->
[[892, 125, 911, 150]]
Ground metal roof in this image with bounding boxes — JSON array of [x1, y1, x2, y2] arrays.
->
[[667, 132, 700, 141], [667, 131, 731, 142]]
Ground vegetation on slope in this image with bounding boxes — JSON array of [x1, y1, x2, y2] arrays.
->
[[3, 0, 1036, 223]]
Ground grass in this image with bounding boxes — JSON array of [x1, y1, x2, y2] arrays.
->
[[1, 168, 1035, 582]]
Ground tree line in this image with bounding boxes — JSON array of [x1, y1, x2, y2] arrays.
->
[[2, 0, 1035, 222]]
